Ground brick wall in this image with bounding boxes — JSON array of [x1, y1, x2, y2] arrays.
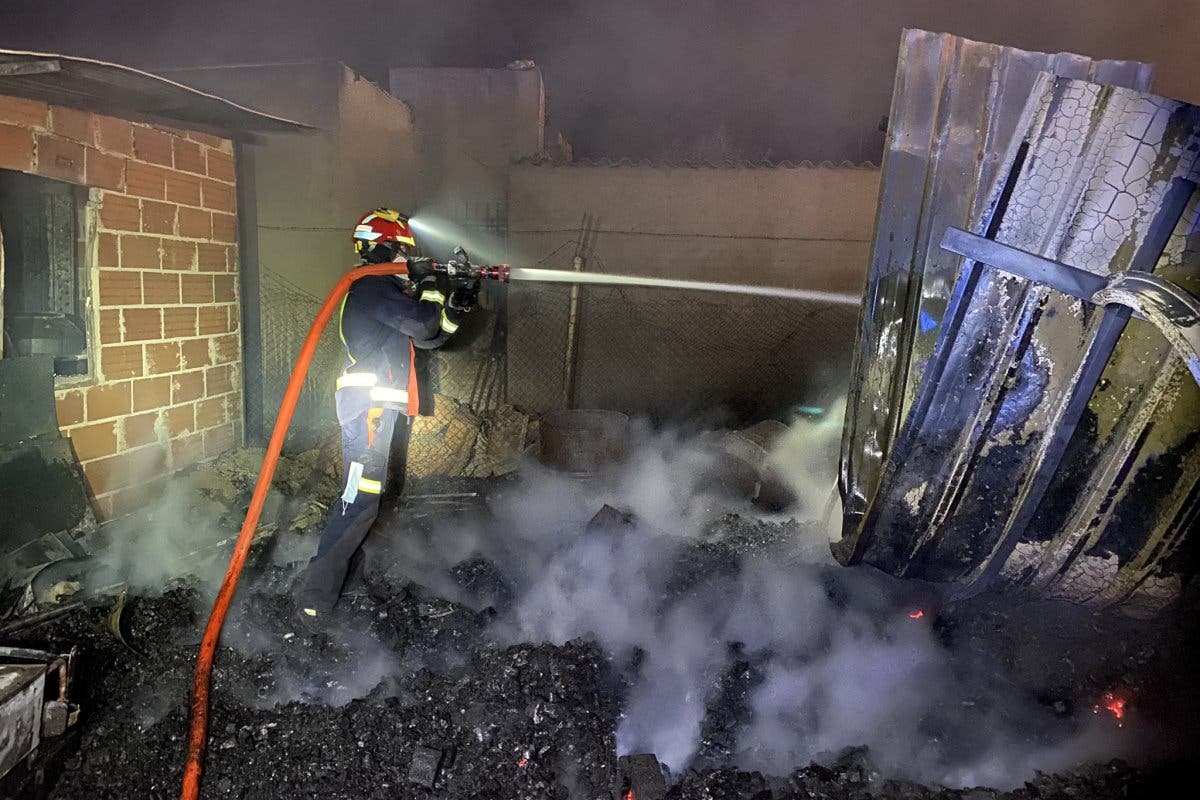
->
[[0, 94, 243, 519]]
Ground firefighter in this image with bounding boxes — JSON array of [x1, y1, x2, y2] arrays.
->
[[295, 208, 476, 621]]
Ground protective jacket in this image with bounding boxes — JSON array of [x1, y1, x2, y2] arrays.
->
[[333, 271, 460, 425]]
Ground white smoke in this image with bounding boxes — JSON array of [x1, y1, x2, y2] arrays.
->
[[397, 413, 1130, 790]]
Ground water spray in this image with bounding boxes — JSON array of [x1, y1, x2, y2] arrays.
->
[[411, 213, 860, 304], [507, 266, 860, 304]]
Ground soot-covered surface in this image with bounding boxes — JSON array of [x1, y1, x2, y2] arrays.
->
[[9, 485, 1197, 800]]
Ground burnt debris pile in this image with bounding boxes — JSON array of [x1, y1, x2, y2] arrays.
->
[[10, 489, 1193, 799]]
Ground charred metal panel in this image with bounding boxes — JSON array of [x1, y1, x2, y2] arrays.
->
[[0, 357, 94, 584], [849, 76, 1200, 614], [840, 29, 1152, 543]]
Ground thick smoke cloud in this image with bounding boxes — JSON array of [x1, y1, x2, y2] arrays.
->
[[381, 416, 1129, 789]]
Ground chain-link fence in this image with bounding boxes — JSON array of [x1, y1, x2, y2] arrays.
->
[[259, 267, 344, 446], [508, 282, 858, 419], [258, 267, 524, 473], [257, 259, 858, 472]]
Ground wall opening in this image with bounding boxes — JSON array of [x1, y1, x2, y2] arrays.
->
[[0, 169, 91, 377]]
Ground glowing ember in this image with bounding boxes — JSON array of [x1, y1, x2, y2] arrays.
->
[[517, 757, 529, 768], [622, 790, 636, 800], [908, 609, 925, 619], [1093, 691, 1127, 726]]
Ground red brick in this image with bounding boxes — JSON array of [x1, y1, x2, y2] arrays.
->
[[86, 381, 132, 420], [123, 412, 159, 448], [50, 106, 93, 144], [178, 206, 211, 239], [93, 115, 133, 155], [173, 137, 206, 173], [198, 306, 230, 335], [121, 308, 161, 341], [133, 126, 173, 166], [210, 212, 236, 243], [204, 421, 237, 457], [212, 333, 240, 364], [162, 404, 196, 438], [226, 244, 238, 272], [172, 371, 205, 403], [165, 171, 202, 206], [161, 240, 196, 270], [188, 131, 225, 148], [142, 272, 180, 304], [180, 337, 211, 369], [141, 199, 176, 234], [205, 363, 233, 396], [99, 310, 121, 344], [213, 274, 237, 303], [181, 274, 214, 304], [67, 421, 119, 461], [200, 178, 234, 211], [0, 96, 49, 128], [83, 454, 132, 495], [171, 432, 205, 469], [206, 149, 235, 182], [120, 235, 160, 269], [101, 345, 143, 379], [109, 477, 170, 518], [195, 397, 226, 429], [98, 270, 142, 306], [55, 390, 85, 427], [124, 161, 167, 199], [97, 232, 120, 267], [99, 195, 141, 232], [132, 376, 172, 411], [228, 305, 240, 332], [35, 134, 85, 183], [197, 243, 227, 272], [93, 495, 114, 521], [146, 341, 181, 374], [163, 307, 197, 338], [0, 122, 35, 171], [85, 147, 125, 191], [126, 443, 170, 480]]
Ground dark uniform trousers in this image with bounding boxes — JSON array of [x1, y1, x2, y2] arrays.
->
[[296, 398, 412, 613]]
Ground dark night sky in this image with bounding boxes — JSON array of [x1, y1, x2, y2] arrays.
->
[[2, 0, 1196, 162]]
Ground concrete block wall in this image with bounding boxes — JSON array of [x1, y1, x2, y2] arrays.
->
[[505, 163, 881, 415], [0, 94, 243, 519]]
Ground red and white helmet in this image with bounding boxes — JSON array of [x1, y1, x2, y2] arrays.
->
[[352, 208, 415, 260]]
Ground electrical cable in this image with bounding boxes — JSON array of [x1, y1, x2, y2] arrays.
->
[[179, 261, 409, 800]]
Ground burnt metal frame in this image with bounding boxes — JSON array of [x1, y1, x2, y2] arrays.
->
[[934, 177, 1198, 593]]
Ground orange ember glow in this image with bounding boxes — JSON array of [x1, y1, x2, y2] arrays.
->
[[908, 609, 925, 619], [517, 757, 529, 768], [623, 790, 636, 800], [1093, 691, 1127, 727]]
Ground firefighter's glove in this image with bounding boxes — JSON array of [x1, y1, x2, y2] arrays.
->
[[448, 281, 479, 313], [405, 257, 434, 281]]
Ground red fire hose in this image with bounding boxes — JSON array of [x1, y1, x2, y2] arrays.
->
[[180, 263, 407, 800]]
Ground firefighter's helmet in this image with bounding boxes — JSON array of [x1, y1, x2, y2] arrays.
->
[[352, 208, 416, 262]]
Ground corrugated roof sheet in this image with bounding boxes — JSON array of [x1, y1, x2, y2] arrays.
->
[[0, 48, 310, 136]]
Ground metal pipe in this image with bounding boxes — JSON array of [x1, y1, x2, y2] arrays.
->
[[562, 255, 584, 408]]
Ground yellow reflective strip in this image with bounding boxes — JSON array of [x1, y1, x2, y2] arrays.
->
[[420, 289, 446, 305], [440, 309, 460, 334], [337, 294, 355, 366], [336, 372, 378, 390], [358, 478, 383, 494], [369, 386, 409, 403]]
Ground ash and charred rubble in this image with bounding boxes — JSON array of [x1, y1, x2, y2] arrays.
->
[[5, 484, 1194, 800]]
